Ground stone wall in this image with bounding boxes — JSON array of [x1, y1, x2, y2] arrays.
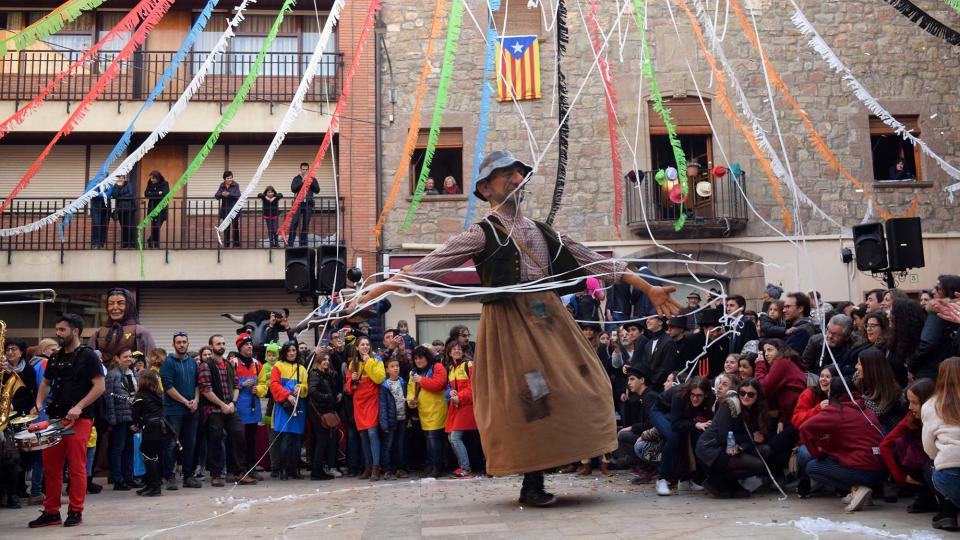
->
[[377, 0, 960, 250]]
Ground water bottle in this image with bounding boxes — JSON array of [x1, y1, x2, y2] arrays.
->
[[726, 431, 737, 455]]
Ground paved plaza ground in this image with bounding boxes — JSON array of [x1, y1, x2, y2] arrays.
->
[[0, 472, 942, 539]]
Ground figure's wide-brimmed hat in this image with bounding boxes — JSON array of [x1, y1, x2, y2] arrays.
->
[[473, 150, 533, 202]]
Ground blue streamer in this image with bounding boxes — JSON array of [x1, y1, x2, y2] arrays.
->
[[59, 0, 220, 242], [463, 1, 499, 229]]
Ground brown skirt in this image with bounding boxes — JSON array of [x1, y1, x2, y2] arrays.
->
[[473, 291, 617, 476]]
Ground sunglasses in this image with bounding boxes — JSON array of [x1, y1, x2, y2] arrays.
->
[[739, 390, 757, 398]]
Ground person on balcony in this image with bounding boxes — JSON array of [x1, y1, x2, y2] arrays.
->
[[288, 162, 320, 247], [257, 186, 284, 248], [216, 171, 242, 248], [143, 171, 169, 249], [90, 183, 112, 249], [111, 174, 137, 249]]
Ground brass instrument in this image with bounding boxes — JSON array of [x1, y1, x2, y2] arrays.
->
[[0, 320, 26, 431]]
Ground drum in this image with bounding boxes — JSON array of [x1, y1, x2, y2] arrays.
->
[[14, 426, 62, 452], [9, 414, 38, 434]]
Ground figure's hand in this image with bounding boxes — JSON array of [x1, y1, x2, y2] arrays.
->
[[647, 286, 682, 317], [937, 301, 960, 325]]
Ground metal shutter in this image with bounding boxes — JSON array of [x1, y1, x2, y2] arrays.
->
[[0, 145, 87, 198], [227, 144, 337, 198], [186, 144, 226, 205], [88, 144, 124, 180]]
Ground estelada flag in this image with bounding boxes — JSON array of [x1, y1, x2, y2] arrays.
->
[[495, 35, 541, 102]]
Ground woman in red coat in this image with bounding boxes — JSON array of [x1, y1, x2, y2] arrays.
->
[[879, 378, 937, 512], [755, 338, 807, 471], [344, 337, 386, 480], [444, 341, 477, 478]]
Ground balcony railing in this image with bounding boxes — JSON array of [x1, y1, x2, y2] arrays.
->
[[0, 51, 343, 103], [0, 197, 343, 252], [624, 170, 749, 238]]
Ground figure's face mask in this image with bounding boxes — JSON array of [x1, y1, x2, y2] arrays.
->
[[107, 294, 127, 323]]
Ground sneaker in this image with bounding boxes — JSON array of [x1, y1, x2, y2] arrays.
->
[[655, 479, 671, 496], [845, 486, 872, 512], [451, 468, 473, 479], [933, 514, 960, 531], [113, 481, 131, 491], [326, 467, 342, 478], [28, 511, 62, 528], [193, 468, 205, 480], [165, 478, 179, 491], [183, 477, 202, 489], [677, 480, 704, 492], [739, 475, 763, 493], [64, 511, 82, 527]]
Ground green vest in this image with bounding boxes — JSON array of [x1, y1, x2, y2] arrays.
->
[[473, 215, 586, 304]]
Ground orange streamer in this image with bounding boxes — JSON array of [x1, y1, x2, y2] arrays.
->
[[674, 0, 793, 231], [373, 0, 448, 246], [727, 0, 892, 221]]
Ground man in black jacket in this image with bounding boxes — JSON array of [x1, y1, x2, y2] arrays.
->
[[725, 295, 758, 354], [617, 366, 659, 483], [287, 162, 320, 247]]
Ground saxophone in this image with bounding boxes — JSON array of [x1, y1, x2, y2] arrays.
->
[[0, 320, 26, 431]]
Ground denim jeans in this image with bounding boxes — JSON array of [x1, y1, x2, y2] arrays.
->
[[805, 457, 888, 491], [448, 430, 471, 471], [287, 206, 313, 246], [424, 429, 444, 470], [380, 421, 406, 472], [933, 467, 960, 505], [163, 413, 198, 480], [90, 199, 110, 247], [109, 422, 135, 483], [651, 408, 677, 481], [796, 445, 813, 476], [359, 426, 380, 467]]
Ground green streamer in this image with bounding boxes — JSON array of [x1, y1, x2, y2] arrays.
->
[[136, 0, 296, 275], [400, 0, 465, 232], [631, 0, 688, 231], [2, 0, 109, 58], [946, 0, 960, 15]]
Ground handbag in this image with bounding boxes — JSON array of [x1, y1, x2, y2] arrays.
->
[[308, 400, 341, 429]]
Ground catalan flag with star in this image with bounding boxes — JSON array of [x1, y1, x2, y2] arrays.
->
[[495, 35, 541, 101]]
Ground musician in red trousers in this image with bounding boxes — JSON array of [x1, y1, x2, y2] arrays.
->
[[29, 314, 105, 529]]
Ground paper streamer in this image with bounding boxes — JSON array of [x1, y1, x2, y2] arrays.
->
[[463, 0, 500, 230], [400, 0, 465, 232], [0, 0, 251, 238], [947, 0, 960, 16], [630, 0, 688, 231], [726, 0, 892, 220], [0, 0, 156, 139], [788, 2, 960, 198], [545, 0, 569, 227], [58, 0, 220, 241], [0, 0, 109, 58], [0, 0, 174, 214], [137, 0, 296, 274], [217, 0, 349, 233], [674, 0, 794, 231], [373, 0, 449, 245], [882, 0, 960, 46], [586, 0, 623, 237], [276, 0, 383, 240]]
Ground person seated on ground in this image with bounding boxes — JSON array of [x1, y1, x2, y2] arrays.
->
[[921, 357, 960, 532], [847, 311, 889, 379], [722, 354, 741, 378], [793, 366, 836, 497], [617, 366, 660, 484], [696, 378, 771, 498], [855, 346, 905, 433], [802, 314, 858, 373], [800, 377, 887, 512], [880, 378, 938, 514], [755, 339, 806, 473], [654, 376, 715, 496], [712, 373, 740, 413], [738, 352, 756, 381]]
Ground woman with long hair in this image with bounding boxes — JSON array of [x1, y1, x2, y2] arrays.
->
[[888, 299, 925, 385], [344, 336, 385, 480], [444, 340, 478, 478], [307, 347, 339, 480], [755, 339, 806, 470], [921, 357, 960, 531], [911, 275, 960, 381], [407, 346, 448, 478], [800, 377, 887, 512], [269, 342, 308, 480], [104, 348, 138, 491], [132, 370, 167, 497], [657, 376, 714, 495], [793, 366, 837, 497], [143, 170, 169, 248], [880, 378, 937, 513], [855, 346, 904, 432], [696, 378, 770, 498]]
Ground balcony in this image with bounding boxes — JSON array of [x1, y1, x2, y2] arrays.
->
[[0, 196, 343, 253], [625, 170, 748, 239], [0, 51, 343, 104]]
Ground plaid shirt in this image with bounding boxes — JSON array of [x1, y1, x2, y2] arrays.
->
[[198, 358, 232, 415]]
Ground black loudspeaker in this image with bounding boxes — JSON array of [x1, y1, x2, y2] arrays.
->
[[317, 245, 347, 294], [885, 217, 924, 271], [284, 247, 316, 293], [852, 222, 887, 272]]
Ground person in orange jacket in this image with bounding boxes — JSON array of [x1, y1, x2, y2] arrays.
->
[[344, 336, 385, 480]]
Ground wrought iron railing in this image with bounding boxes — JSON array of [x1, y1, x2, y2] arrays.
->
[[0, 196, 343, 251], [0, 50, 343, 103], [624, 171, 749, 238]]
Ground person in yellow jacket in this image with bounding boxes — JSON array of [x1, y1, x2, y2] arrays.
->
[[344, 337, 385, 480], [269, 342, 308, 480], [407, 346, 448, 478], [255, 342, 280, 475]]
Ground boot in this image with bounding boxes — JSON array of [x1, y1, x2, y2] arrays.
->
[[575, 462, 592, 476], [600, 462, 613, 477], [519, 472, 556, 507], [358, 465, 372, 480], [370, 466, 382, 482]]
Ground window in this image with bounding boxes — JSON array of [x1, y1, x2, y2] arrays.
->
[[493, 0, 542, 36], [28, 10, 93, 65], [648, 98, 713, 219], [870, 115, 921, 182], [415, 315, 480, 348], [410, 128, 464, 196]]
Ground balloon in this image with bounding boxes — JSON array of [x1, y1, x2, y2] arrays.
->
[[665, 167, 678, 180]]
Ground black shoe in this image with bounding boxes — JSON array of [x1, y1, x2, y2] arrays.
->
[[906, 496, 938, 514], [113, 481, 131, 491], [797, 477, 812, 499], [64, 511, 82, 527], [86, 479, 102, 494], [270, 470, 280, 479], [6, 495, 21, 509], [518, 489, 557, 507], [278, 470, 288, 481], [128, 479, 145, 489], [136, 485, 151, 496], [310, 472, 334, 481], [28, 511, 62, 528], [933, 514, 960, 531], [142, 487, 163, 497]]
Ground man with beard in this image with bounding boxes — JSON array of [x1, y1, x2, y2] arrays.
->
[[159, 332, 200, 490], [380, 328, 412, 379], [227, 333, 263, 480], [88, 288, 156, 366], [352, 150, 680, 506], [29, 314, 105, 528]]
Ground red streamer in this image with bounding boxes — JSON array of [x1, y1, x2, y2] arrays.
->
[[0, 0, 175, 213], [0, 0, 157, 140], [277, 0, 384, 240], [587, 0, 623, 238]]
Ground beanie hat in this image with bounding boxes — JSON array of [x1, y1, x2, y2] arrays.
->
[[236, 332, 253, 349], [765, 283, 783, 299], [264, 341, 280, 355]]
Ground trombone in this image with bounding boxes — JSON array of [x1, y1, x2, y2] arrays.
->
[[0, 289, 57, 306]]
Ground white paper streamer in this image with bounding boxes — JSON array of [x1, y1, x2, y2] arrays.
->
[[216, 0, 347, 233], [788, 0, 960, 198], [0, 0, 254, 237]]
